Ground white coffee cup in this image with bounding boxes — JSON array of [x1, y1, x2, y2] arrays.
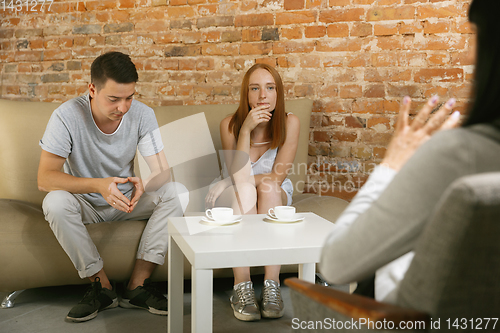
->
[[205, 207, 233, 222], [268, 206, 296, 220]]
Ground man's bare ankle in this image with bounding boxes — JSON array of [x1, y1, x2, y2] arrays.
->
[[127, 281, 142, 291], [94, 280, 112, 290], [89, 276, 112, 290], [101, 282, 113, 290]]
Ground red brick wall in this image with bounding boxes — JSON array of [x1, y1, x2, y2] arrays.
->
[[0, 0, 474, 200]]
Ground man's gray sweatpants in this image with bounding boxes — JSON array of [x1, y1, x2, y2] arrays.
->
[[42, 182, 185, 278]]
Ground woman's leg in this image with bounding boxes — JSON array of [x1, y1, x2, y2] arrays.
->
[[215, 182, 257, 215], [257, 179, 288, 281], [216, 182, 261, 321], [215, 183, 256, 284], [256, 179, 287, 319], [256, 178, 287, 214], [218, 179, 287, 284]]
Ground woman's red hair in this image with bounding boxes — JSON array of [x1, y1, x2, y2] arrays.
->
[[229, 63, 286, 149]]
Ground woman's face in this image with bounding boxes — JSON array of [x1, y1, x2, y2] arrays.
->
[[247, 68, 277, 112]]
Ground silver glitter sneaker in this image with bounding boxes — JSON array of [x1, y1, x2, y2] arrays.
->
[[260, 279, 284, 319], [230, 281, 261, 321]]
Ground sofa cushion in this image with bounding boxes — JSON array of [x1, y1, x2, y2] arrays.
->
[[136, 112, 220, 213], [0, 99, 61, 206]]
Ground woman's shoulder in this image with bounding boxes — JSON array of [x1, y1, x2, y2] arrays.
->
[[286, 111, 299, 120], [220, 115, 233, 127], [432, 126, 500, 147], [422, 128, 474, 153], [285, 112, 300, 129], [414, 126, 500, 167], [220, 115, 234, 135]]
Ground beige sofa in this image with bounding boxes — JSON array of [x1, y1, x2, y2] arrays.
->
[[0, 97, 349, 306]]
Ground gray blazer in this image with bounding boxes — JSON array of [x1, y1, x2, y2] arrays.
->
[[320, 124, 500, 299]]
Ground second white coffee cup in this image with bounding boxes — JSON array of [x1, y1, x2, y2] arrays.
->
[[268, 206, 296, 220], [206, 207, 233, 222]]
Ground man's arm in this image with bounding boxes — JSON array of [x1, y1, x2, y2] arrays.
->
[[37, 150, 132, 212], [38, 150, 100, 193], [141, 150, 171, 192], [126, 150, 171, 212]]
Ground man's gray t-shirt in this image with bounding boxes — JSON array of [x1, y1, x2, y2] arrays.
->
[[40, 94, 164, 206]]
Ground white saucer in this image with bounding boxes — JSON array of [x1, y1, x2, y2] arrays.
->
[[200, 215, 242, 225], [265, 214, 304, 223]]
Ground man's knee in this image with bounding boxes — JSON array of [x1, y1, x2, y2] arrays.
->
[[158, 181, 189, 214], [42, 190, 80, 222]]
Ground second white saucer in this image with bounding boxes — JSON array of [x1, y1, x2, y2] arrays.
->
[[265, 214, 304, 223], [201, 215, 242, 225]]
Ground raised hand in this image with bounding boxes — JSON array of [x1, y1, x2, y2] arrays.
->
[[382, 96, 461, 171], [205, 178, 231, 209], [241, 104, 273, 133]]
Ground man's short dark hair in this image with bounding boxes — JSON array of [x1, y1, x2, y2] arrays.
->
[[90, 52, 138, 90]]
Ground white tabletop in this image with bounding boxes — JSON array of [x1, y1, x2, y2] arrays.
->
[[168, 212, 336, 270]]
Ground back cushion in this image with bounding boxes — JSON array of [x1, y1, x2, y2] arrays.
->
[[136, 112, 221, 212], [0, 99, 61, 206]]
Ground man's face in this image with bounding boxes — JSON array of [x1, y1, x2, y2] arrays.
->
[[89, 79, 136, 122]]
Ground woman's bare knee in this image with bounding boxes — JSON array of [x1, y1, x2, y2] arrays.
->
[[216, 183, 257, 214], [257, 179, 281, 199]]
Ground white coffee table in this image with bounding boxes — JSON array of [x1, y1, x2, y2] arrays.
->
[[167, 212, 337, 333]]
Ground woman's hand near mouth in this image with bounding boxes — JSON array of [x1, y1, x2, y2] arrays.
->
[[241, 104, 273, 134]]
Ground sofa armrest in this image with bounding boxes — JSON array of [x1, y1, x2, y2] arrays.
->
[[285, 278, 430, 330]]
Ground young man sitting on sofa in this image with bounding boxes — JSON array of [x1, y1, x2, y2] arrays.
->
[[37, 51, 184, 322]]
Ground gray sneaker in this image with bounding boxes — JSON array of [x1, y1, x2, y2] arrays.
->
[[260, 279, 284, 319], [230, 281, 261, 321]]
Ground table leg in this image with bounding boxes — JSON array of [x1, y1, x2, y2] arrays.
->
[[168, 236, 184, 333], [192, 268, 213, 333], [299, 263, 316, 283]]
